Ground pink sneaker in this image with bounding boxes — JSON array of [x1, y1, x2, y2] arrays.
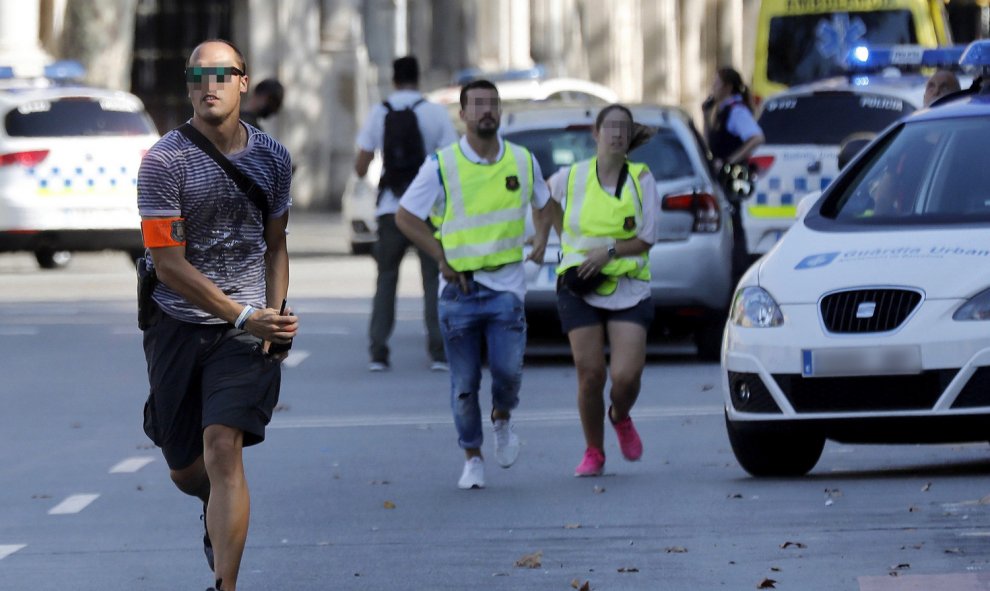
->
[[574, 447, 605, 477], [611, 409, 643, 461]]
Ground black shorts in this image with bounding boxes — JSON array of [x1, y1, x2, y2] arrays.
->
[[556, 283, 654, 334], [142, 305, 281, 470]]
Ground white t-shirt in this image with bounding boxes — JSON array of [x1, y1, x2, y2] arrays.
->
[[355, 89, 458, 216], [547, 162, 659, 310], [399, 136, 551, 303]]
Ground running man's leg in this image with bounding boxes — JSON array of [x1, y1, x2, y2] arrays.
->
[[567, 324, 608, 451], [438, 283, 485, 457], [203, 424, 248, 591], [604, 320, 648, 420], [484, 290, 526, 420]]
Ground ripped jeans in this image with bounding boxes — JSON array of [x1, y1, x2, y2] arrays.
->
[[438, 281, 526, 450]]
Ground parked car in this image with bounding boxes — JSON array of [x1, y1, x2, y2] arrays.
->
[[500, 103, 735, 360], [722, 54, 990, 476], [344, 77, 619, 255], [0, 66, 159, 268], [745, 46, 971, 260]]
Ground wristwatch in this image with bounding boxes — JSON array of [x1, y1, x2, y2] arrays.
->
[[607, 245, 617, 259]]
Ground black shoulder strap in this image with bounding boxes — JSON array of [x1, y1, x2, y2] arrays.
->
[[383, 101, 394, 112], [410, 98, 425, 110], [614, 162, 629, 198], [178, 123, 270, 223]]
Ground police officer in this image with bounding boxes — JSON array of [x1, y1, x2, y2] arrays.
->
[[395, 79, 552, 490]]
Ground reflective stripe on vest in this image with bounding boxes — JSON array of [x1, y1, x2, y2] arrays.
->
[[436, 142, 533, 271], [558, 159, 650, 295]]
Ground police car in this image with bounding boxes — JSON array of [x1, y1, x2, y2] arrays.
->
[[723, 40, 990, 477], [501, 103, 734, 359], [0, 62, 159, 268], [745, 46, 970, 260]]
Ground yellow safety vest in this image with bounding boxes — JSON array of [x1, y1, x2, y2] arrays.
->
[[558, 158, 650, 296], [435, 141, 534, 272]]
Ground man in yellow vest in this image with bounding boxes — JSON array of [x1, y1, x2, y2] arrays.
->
[[396, 79, 552, 490]]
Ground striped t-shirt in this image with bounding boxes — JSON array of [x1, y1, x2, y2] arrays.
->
[[137, 122, 292, 324]]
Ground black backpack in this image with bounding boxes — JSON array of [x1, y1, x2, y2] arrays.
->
[[379, 99, 426, 198]]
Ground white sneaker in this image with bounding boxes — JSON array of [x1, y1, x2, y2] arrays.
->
[[368, 361, 389, 372], [492, 419, 520, 468], [430, 361, 449, 372], [458, 457, 485, 489]]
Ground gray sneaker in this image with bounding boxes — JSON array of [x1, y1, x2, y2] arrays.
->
[[493, 419, 520, 468]]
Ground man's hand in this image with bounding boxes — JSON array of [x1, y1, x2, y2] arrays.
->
[[245, 305, 299, 358], [439, 260, 471, 294], [577, 247, 611, 279], [527, 235, 548, 265]]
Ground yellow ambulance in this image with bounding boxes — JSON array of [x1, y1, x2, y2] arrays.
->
[[752, 0, 952, 105]]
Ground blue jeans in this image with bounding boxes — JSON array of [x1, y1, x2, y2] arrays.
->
[[438, 281, 526, 450]]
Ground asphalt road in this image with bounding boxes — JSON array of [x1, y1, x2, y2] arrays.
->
[[2, 251, 990, 590]]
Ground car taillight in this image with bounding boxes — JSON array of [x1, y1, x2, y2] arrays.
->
[[0, 150, 49, 167], [662, 192, 720, 233], [749, 155, 775, 178]]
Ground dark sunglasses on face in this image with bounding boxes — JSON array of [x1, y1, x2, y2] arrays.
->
[[185, 66, 245, 84]]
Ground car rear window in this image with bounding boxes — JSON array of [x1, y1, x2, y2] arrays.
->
[[767, 11, 917, 87], [4, 96, 156, 137], [816, 117, 990, 225], [504, 126, 695, 182], [759, 92, 914, 146]]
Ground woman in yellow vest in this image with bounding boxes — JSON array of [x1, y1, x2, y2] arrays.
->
[[544, 104, 660, 477]]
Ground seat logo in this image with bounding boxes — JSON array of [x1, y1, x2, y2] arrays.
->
[[856, 302, 877, 319]]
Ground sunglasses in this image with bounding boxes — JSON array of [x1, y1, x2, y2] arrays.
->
[[185, 66, 245, 84]]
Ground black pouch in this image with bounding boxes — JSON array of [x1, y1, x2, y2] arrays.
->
[[136, 257, 158, 331], [558, 267, 607, 295]]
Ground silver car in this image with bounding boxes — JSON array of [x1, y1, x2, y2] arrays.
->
[[500, 104, 735, 360]]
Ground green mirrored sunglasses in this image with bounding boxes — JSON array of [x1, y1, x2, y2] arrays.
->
[[185, 66, 245, 84]]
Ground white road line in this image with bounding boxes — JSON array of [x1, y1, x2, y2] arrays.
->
[[281, 350, 310, 368], [109, 456, 155, 473], [0, 327, 39, 336], [270, 405, 722, 430], [48, 494, 100, 515], [0, 545, 26, 560]]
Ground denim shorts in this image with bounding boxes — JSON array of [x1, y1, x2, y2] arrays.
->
[[141, 304, 281, 470], [556, 283, 654, 334]]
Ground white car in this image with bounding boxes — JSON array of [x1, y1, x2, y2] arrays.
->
[[723, 83, 990, 476], [501, 103, 735, 359], [0, 71, 159, 268], [746, 46, 971, 260], [344, 77, 619, 254]]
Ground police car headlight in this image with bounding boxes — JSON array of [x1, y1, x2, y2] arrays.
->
[[730, 286, 784, 328], [953, 288, 990, 321]]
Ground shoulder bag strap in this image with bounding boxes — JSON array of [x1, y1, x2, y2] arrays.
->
[[178, 123, 270, 223]]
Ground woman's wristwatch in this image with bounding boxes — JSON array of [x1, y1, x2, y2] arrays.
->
[[607, 245, 617, 259]]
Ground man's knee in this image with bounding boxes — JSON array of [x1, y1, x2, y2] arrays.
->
[[170, 457, 208, 496], [203, 425, 244, 469]]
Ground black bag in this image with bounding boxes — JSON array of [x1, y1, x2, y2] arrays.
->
[[136, 256, 158, 330], [558, 267, 607, 296], [379, 99, 426, 198]]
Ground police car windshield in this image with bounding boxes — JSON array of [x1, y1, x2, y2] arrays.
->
[[819, 118, 990, 224], [768, 11, 917, 87], [4, 97, 156, 137], [504, 126, 695, 182], [759, 92, 914, 145]]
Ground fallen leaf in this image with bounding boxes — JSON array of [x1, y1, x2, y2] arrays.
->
[[564, 523, 582, 529], [664, 546, 688, 553], [727, 493, 744, 499], [780, 541, 807, 549], [890, 563, 910, 570], [889, 571, 900, 577], [382, 501, 396, 509], [617, 567, 639, 573], [514, 551, 542, 569], [945, 547, 964, 554], [593, 486, 606, 494], [757, 578, 777, 589], [908, 505, 921, 512], [702, 384, 714, 391], [580, 583, 591, 591], [770, 566, 781, 572], [571, 580, 581, 589], [921, 482, 932, 492], [369, 480, 391, 485]]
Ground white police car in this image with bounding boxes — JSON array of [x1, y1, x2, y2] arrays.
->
[[745, 46, 969, 260], [723, 41, 990, 476], [0, 62, 159, 268]]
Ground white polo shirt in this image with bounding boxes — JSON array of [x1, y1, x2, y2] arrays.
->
[[355, 89, 458, 215]]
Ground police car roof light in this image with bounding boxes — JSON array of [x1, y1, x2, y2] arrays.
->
[[960, 40, 990, 76], [43, 60, 86, 81], [845, 45, 967, 73], [0, 66, 14, 79]]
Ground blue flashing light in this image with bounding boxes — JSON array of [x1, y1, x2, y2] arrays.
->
[[43, 60, 86, 81], [0, 66, 13, 79], [960, 40, 990, 72], [845, 45, 967, 72]]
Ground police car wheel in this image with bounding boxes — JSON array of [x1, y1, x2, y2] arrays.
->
[[725, 412, 825, 477], [35, 249, 72, 270]]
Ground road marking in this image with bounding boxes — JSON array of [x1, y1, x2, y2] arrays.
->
[[281, 350, 310, 368], [109, 456, 155, 473], [958, 531, 990, 538], [0, 327, 39, 336], [270, 405, 721, 430], [0, 545, 26, 560], [48, 494, 100, 515]]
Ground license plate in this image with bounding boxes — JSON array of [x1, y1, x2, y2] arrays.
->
[[801, 346, 922, 377]]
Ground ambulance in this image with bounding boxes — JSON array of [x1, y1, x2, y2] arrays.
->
[[752, 0, 952, 105]]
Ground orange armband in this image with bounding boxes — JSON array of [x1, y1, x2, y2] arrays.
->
[[141, 217, 186, 248]]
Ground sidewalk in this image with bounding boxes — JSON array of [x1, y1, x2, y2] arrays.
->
[[286, 210, 351, 257]]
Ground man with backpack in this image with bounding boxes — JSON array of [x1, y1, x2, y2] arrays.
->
[[354, 56, 457, 372]]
